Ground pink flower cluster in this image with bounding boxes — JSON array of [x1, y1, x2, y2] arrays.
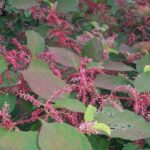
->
[[110, 85, 150, 120], [0, 103, 15, 129], [30, 6, 81, 53], [1, 39, 30, 70]]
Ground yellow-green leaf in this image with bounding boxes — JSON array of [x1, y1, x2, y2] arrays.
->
[[84, 105, 97, 122], [144, 65, 150, 73], [92, 123, 111, 136]]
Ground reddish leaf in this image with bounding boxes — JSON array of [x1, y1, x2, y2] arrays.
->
[[47, 47, 80, 69], [22, 59, 68, 100], [133, 41, 150, 52], [39, 121, 93, 150], [87, 61, 134, 72], [94, 74, 132, 90], [136, 5, 150, 17]]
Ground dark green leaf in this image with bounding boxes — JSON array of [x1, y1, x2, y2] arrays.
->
[[82, 37, 103, 62], [88, 135, 110, 150], [123, 143, 139, 150], [35, 25, 51, 38], [145, 138, 150, 146]]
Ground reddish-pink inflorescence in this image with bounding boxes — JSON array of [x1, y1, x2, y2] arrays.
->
[[44, 103, 63, 123], [30, 6, 82, 53], [70, 58, 97, 104], [15, 108, 44, 126], [0, 0, 150, 138], [0, 103, 15, 129], [0, 39, 30, 70], [109, 85, 150, 120], [15, 91, 41, 107]]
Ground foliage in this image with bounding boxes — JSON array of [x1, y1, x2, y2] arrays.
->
[[0, 0, 150, 149]]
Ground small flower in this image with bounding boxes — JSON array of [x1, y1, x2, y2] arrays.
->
[[79, 121, 99, 134]]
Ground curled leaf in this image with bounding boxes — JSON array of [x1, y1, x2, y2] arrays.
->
[[92, 123, 111, 136]]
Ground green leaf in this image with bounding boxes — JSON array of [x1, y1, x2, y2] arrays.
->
[[136, 54, 150, 73], [8, 0, 37, 9], [100, 24, 109, 32], [21, 59, 68, 100], [0, 129, 39, 150], [89, 22, 109, 32], [84, 105, 97, 122], [54, 94, 86, 113], [0, 94, 16, 113], [26, 30, 45, 56], [89, 21, 100, 30], [0, 128, 8, 138], [95, 106, 150, 140], [43, 0, 52, 6], [39, 121, 93, 150], [144, 65, 150, 72], [47, 47, 81, 69], [81, 37, 103, 62], [92, 123, 111, 135], [57, 0, 79, 13], [94, 74, 132, 90], [123, 143, 139, 150], [134, 72, 150, 92], [108, 48, 119, 54], [24, 11, 31, 18], [0, 56, 8, 74]]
